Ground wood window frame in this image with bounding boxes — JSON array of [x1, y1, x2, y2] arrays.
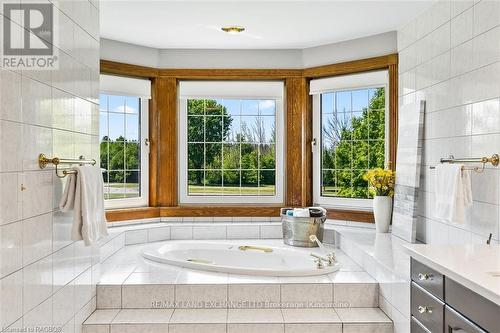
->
[[101, 54, 398, 223]]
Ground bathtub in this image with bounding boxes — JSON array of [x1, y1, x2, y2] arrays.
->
[[142, 241, 340, 276]]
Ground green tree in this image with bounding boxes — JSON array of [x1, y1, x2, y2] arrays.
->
[[101, 135, 141, 183], [187, 99, 232, 185], [322, 88, 386, 199]]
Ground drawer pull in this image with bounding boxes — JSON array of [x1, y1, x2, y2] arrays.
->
[[418, 273, 433, 281], [418, 306, 433, 314]]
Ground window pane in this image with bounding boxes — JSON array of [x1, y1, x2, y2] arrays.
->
[[205, 171, 222, 194], [223, 115, 238, 142], [188, 116, 204, 142], [108, 141, 125, 170], [259, 144, 275, 169], [125, 114, 139, 141], [322, 139, 336, 170], [241, 170, 258, 194], [188, 143, 204, 169], [319, 87, 386, 200], [369, 110, 385, 139], [188, 99, 204, 115], [223, 170, 240, 195], [352, 141, 369, 169], [206, 99, 223, 116], [205, 116, 222, 142], [125, 97, 139, 114], [321, 93, 334, 114], [108, 112, 125, 140], [335, 141, 352, 169], [125, 142, 140, 170], [369, 140, 385, 168], [125, 171, 140, 198], [188, 170, 204, 195], [100, 141, 109, 170], [259, 170, 275, 195], [336, 170, 352, 197], [352, 112, 368, 140], [186, 98, 278, 197], [108, 171, 126, 199], [240, 116, 257, 142], [336, 91, 351, 113], [241, 100, 260, 115], [322, 170, 336, 197], [205, 143, 222, 169], [223, 143, 240, 169], [260, 116, 275, 143], [221, 99, 241, 116], [108, 95, 126, 113], [100, 92, 145, 202], [352, 89, 368, 112], [259, 100, 276, 116], [241, 143, 258, 169]]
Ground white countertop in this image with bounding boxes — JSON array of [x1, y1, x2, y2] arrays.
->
[[404, 244, 500, 305]]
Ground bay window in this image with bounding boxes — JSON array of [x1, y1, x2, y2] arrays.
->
[[178, 81, 284, 204], [311, 70, 389, 209], [99, 74, 150, 208]]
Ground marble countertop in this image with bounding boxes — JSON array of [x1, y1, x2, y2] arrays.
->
[[404, 244, 500, 305]]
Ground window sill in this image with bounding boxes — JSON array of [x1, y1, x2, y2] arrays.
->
[[106, 205, 374, 223], [106, 207, 160, 222], [325, 208, 374, 223]]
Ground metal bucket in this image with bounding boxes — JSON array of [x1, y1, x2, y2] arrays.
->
[[281, 208, 326, 247]]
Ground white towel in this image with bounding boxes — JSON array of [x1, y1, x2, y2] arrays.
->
[[434, 164, 473, 224], [60, 165, 108, 245], [293, 208, 310, 217]]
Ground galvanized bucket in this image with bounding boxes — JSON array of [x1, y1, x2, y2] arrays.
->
[[281, 208, 326, 247]]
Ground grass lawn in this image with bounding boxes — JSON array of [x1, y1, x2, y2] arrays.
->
[[189, 185, 275, 195], [104, 182, 139, 200]]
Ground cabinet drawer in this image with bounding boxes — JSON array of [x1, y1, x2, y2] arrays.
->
[[445, 306, 486, 333], [445, 277, 500, 333], [411, 282, 444, 333], [411, 316, 431, 333], [411, 258, 444, 300]]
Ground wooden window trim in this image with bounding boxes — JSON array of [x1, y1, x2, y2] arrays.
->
[[100, 54, 398, 223]]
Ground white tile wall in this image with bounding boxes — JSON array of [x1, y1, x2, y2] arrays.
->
[[398, 0, 500, 247], [0, 0, 100, 332]]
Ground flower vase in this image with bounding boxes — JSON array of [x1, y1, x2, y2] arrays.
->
[[373, 196, 392, 233]]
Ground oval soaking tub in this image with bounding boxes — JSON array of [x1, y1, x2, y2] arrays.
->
[[142, 241, 340, 276]]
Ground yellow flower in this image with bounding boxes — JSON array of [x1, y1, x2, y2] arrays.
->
[[363, 168, 396, 197]]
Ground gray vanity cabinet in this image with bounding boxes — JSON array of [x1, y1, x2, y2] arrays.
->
[[410, 258, 499, 333]]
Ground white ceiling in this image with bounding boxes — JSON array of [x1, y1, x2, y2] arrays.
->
[[100, 0, 434, 49]]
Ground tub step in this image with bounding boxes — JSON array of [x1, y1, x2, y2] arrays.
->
[[83, 308, 393, 333], [96, 277, 379, 310]]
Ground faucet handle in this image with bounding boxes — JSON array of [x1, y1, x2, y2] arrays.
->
[[326, 252, 336, 266], [314, 258, 324, 269]]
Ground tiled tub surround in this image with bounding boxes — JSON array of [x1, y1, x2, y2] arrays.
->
[[0, 0, 100, 331], [331, 225, 414, 333], [398, 0, 500, 245], [84, 239, 392, 333]]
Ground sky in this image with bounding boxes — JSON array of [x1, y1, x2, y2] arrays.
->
[[99, 89, 378, 143]]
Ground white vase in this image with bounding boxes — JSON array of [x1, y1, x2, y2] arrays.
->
[[373, 196, 393, 233]]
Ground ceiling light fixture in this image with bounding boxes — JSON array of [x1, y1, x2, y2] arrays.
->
[[221, 26, 245, 34]]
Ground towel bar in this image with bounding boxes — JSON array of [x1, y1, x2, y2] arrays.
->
[[39, 153, 97, 178], [429, 154, 499, 173]]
